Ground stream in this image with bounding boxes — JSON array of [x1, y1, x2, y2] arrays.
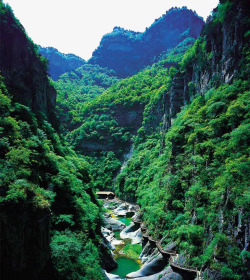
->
[[105, 205, 142, 279]]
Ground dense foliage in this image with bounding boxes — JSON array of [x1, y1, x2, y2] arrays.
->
[[54, 64, 119, 132], [0, 75, 105, 279], [67, 39, 194, 190], [114, 1, 250, 278], [0, 3, 105, 279], [116, 80, 249, 278], [1, 0, 249, 279]]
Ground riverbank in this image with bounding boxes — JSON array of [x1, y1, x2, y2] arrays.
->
[[101, 199, 142, 279]]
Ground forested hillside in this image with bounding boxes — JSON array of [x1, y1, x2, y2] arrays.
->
[[68, 0, 250, 278], [54, 64, 119, 132], [1, 0, 249, 279], [67, 38, 195, 189], [0, 3, 108, 279]]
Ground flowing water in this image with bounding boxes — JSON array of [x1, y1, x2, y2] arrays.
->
[[110, 216, 142, 279]]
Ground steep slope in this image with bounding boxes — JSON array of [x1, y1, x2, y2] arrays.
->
[[114, 0, 249, 278], [89, 7, 204, 77], [0, 3, 107, 280], [39, 46, 86, 80], [67, 0, 249, 278], [67, 37, 195, 189], [0, 8, 56, 118], [54, 64, 119, 132]]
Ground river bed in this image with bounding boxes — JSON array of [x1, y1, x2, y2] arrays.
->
[[110, 214, 142, 279]]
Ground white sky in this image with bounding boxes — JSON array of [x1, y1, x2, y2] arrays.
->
[[3, 0, 219, 60]]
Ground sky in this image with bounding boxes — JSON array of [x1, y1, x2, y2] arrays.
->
[[3, 0, 219, 60]]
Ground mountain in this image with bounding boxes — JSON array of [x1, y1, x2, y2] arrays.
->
[[1, 0, 249, 279], [39, 46, 86, 80], [89, 7, 204, 77], [67, 0, 250, 278], [0, 3, 109, 279]]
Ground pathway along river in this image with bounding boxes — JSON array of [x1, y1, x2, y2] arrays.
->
[[109, 211, 142, 279]]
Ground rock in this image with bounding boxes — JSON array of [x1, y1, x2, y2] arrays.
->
[[126, 211, 135, 218], [111, 239, 124, 246], [126, 254, 166, 278], [115, 210, 127, 217], [120, 222, 141, 243], [139, 241, 156, 262], [128, 205, 137, 211], [104, 212, 112, 218], [104, 217, 126, 231], [113, 203, 128, 216], [102, 227, 113, 237], [104, 270, 122, 280], [100, 241, 118, 271], [131, 229, 142, 244], [104, 200, 120, 210], [160, 268, 183, 280], [120, 222, 138, 235], [126, 267, 183, 280]]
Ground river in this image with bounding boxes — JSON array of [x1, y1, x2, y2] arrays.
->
[[109, 213, 142, 279]]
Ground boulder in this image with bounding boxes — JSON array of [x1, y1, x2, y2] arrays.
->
[[126, 254, 166, 278], [104, 270, 122, 280], [104, 217, 126, 231]]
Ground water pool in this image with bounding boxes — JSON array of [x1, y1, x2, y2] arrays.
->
[[111, 257, 140, 279]]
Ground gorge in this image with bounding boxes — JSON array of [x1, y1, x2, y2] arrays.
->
[[0, 0, 249, 280]]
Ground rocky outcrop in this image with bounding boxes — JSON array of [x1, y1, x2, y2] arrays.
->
[[0, 5, 56, 118], [127, 267, 183, 280], [120, 224, 142, 244], [104, 217, 126, 231], [89, 8, 204, 77], [126, 254, 166, 278]]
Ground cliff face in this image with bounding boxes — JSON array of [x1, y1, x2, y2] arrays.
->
[[114, 1, 249, 278], [89, 7, 204, 77], [158, 0, 249, 131], [0, 5, 56, 117], [39, 47, 86, 80]]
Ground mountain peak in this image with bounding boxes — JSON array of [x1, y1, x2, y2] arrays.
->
[[89, 8, 204, 77]]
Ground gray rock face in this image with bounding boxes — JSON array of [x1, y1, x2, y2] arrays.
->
[[104, 217, 126, 231], [120, 224, 142, 244], [126, 267, 183, 280], [104, 270, 122, 280], [126, 254, 166, 278]]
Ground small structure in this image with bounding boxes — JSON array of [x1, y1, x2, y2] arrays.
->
[[96, 191, 115, 200]]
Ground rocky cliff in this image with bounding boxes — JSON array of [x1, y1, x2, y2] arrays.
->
[[0, 5, 56, 118], [89, 7, 204, 77]]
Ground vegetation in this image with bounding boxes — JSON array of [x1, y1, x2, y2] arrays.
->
[[54, 64, 119, 132], [0, 74, 105, 279], [0, 3, 105, 279], [66, 39, 194, 190], [1, 0, 249, 279], [39, 46, 86, 81], [122, 244, 142, 260]]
